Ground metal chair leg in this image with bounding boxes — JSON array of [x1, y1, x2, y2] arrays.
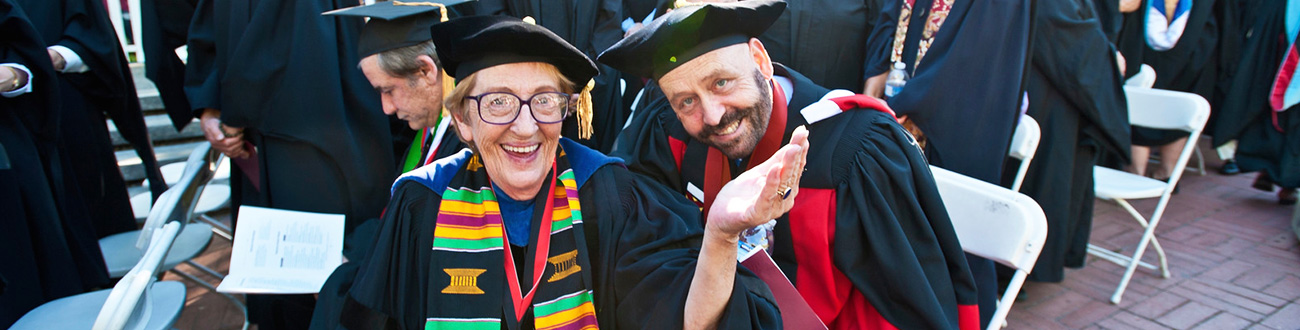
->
[[197, 214, 233, 241]]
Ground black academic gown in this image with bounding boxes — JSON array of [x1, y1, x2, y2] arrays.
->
[[1212, 0, 1284, 148], [1216, 0, 1299, 188], [0, 0, 109, 326], [1135, 0, 1236, 146], [759, 0, 882, 92], [141, 0, 198, 130], [614, 65, 980, 329], [320, 141, 779, 330], [864, 0, 1032, 193], [476, 0, 629, 153], [1021, 0, 1130, 283], [185, 0, 397, 327], [16, 0, 167, 238], [862, 0, 1033, 325]]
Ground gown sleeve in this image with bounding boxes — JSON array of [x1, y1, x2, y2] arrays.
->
[[827, 110, 980, 329], [333, 181, 442, 330], [862, 0, 901, 80], [183, 0, 220, 114], [583, 165, 781, 329], [1031, 0, 1130, 156]]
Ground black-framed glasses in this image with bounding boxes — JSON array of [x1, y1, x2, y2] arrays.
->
[[465, 91, 571, 125]]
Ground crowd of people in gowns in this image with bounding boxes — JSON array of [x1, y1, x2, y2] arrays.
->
[[3, 0, 1298, 329]]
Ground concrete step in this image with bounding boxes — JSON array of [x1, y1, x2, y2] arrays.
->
[[107, 115, 204, 149], [117, 140, 206, 182], [111, 63, 208, 183]]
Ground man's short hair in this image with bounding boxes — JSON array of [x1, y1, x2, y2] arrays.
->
[[375, 40, 440, 79]]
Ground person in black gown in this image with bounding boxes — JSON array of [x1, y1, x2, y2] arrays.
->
[[1020, 0, 1131, 283], [1130, 0, 1237, 182], [861, 1, 1034, 325], [184, 0, 400, 327], [0, 0, 110, 326], [602, 1, 982, 328], [14, 0, 168, 238], [1214, 0, 1300, 204]]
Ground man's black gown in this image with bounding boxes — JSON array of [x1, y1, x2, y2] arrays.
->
[[320, 141, 779, 330], [1022, 0, 1131, 282], [0, 0, 109, 326], [16, 0, 168, 238], [185, 0, 397, 327], [475, 0, 629, 153], [614, 65, 980, 329]]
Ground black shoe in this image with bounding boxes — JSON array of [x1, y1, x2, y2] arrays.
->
[[1280, 189, 1298, 205], [1219, 160, 1241, 175], [1253, 173, 1276, 192]]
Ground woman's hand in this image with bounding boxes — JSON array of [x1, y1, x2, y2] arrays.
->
[[706, 126, 809, 239]]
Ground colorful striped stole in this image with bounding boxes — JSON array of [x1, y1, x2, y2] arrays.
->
[[425, 149, 599, 330]]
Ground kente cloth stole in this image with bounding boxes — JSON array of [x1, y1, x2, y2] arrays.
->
[[702, 80, 788, 220], [425, 148, 599, 330], [890, 0, 955, 69]]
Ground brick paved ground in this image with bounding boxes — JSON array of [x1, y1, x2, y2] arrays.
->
[[170, 143, 1299, 330], [1006, 143, 1300, 330]]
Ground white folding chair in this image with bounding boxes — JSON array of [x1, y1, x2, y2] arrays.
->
[[1087, 87, 1210, 304], [930, 166, 1048, 330], [1125, 64, 1156, 88], [1008, 115, 1041, 192], [1123, 65, 1207, 176]]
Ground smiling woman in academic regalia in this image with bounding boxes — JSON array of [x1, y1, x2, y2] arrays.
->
[[320, 14, 797, 330]]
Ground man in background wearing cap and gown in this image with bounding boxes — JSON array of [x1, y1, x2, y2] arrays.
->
[[601, 1, 980, 329], [308, 3, 472, 327], [184, 0, 401, 327], [327, 0, 471, 175]]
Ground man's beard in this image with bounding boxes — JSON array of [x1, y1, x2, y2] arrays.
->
[[698, 70, 772, 159]]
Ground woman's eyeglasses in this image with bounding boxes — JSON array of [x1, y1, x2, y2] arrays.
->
[[465, 92, 571, 125]]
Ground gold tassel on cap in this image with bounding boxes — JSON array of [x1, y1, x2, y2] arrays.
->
[[577, 79, 594, 140], [392, 1, 448, 21], [440, 70, 455, 114]]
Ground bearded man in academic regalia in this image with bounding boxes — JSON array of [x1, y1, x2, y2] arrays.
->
[[603, 1, 981, 329]]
